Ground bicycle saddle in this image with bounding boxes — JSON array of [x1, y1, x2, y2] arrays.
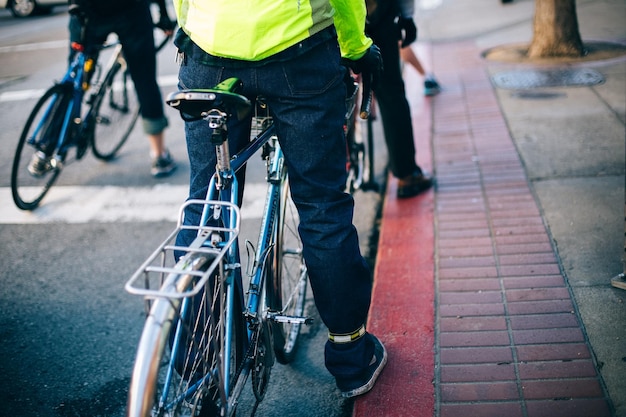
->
[[166, 78, 251, 121]]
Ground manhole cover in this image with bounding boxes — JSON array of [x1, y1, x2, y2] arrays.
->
[[492, 68, 605, 89], [511, 91, 567, 100]]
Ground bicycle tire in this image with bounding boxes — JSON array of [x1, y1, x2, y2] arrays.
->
[[359, 114, 378, 191], [348, 114, 378, 193], [127, 253, 244, 417], [11, 83, 72, 210], [269, 177, 308, 364], [345, 120, 366, 193], [90, 55, 139, 161]]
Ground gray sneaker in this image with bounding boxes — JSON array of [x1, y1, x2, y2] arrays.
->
[[336, 334, 388, 398], [424, 77, 441, 96], [151, 150, 177, 177], [28, 151, 51, 177]]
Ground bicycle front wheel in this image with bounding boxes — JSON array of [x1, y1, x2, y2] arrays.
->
[[11, 84, 71, 210], [269, 178, 308, 364], [91, 57, 139, 161], [347, 113, 378, 193], [127, 253, 244, 417], [358, 114, 377, 191]]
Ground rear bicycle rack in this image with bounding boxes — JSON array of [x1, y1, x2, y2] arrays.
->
[[124, 199, 240, 300]]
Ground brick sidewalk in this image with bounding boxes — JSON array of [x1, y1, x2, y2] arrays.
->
[[354, 41, 613, 417]]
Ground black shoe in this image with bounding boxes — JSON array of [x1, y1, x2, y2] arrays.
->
[[76, 135, 89, 160], [397, 170, 433, 198], [151, 150, 177, 177], [336, 335, 387, 398]]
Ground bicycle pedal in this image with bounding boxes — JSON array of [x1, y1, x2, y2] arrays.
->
[[268, 313, 313, 325]]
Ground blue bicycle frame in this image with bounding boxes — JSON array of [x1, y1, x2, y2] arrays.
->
[[168, 121, 282, 409], [26, 45, 89, 162]]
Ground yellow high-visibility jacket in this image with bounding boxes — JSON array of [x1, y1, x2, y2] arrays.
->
[[173, 0, 372, 61]]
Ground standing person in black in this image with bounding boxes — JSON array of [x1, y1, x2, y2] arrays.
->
[[66, 0, 177, 177], [366, 0, 434, 198]]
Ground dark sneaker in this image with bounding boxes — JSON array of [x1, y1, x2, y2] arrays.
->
[[336, 335, 388, 398], [397, 170, 433, 198], [75, 131, 89, 160], [424, 77, 441, 97], [28, 151, 51, 177], [151, 150, 177, 177]]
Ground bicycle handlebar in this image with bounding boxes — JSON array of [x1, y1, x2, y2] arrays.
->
[[154, 29, 174, 54], [359, 74, 373, 120], [73, 13, 174, 54], [344, 71, 374, 120]]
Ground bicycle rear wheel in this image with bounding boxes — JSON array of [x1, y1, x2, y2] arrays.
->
[[269, 178, 308, 364], [11, 84, 71, 210], [127, 254, 244, 417], [90, 56, 139, 161]]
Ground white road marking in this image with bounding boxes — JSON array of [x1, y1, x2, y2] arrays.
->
[[0, 89, 46, 101], [0, 74, 179, 103], [0, 183, 268, 224], [0, 40, 68, 54]]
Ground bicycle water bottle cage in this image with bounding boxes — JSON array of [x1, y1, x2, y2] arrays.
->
[[166, 77, 251, 122]]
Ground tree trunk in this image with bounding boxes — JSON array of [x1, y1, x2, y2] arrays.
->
[[527, 0, 584, 58]]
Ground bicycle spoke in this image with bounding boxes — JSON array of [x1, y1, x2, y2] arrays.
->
[[127, 253, 244, 417], [271, 179, 308, 364], [91, 56, 139, 161]]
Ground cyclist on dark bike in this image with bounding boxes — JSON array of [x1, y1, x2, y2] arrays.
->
[[29, 0, 177, 178]]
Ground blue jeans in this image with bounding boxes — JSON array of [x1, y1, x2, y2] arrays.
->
[[176, 35, 375, 379]]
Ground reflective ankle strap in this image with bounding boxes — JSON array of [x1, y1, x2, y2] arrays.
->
[[328, 325, 366, 344]]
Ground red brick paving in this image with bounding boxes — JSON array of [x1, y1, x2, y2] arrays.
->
[[353, 41, 612, 417]]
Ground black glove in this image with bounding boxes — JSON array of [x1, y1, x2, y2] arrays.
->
[[396, 16, 417, 48], [156, 15, 176, 32], [342, 44, 383, 89], [68, 0, 81, 15]]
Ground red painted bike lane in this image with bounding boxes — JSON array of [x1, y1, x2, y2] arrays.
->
[[353, 49, 436, 416]]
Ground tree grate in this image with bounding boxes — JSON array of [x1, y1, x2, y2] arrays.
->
[[491, 68, 605, 89]]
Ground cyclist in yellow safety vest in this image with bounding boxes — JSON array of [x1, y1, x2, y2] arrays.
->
[[174, 0, 372, 61], [172, 0, 389, 400]]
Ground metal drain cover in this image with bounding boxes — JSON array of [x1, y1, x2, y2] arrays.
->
[[492, 68, 604, 89]]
